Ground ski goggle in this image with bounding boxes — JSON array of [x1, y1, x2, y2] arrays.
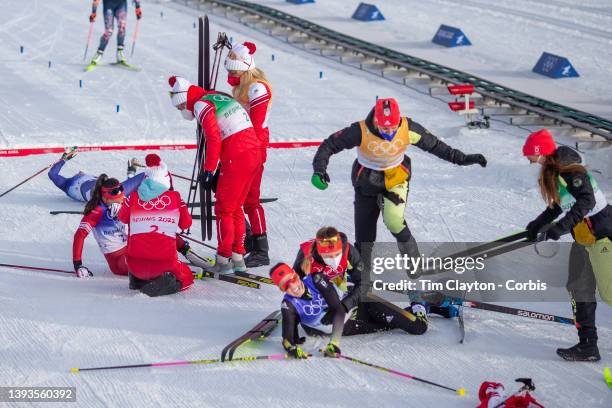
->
[[316, 234, 342, 255], [101, 184, 124, 199], [270, 263, 300, 291]]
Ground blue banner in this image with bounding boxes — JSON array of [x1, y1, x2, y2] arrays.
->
[[286, 0, 315, 4], [432, 25, 472, 47], [352, 3, 385, 21], [532, 52, 579, 78]]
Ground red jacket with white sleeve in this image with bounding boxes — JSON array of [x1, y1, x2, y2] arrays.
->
[[245, 80, 272, 150]]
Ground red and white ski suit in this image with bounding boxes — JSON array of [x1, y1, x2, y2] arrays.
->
[[117, 189, 194, 290], [239, 80, 272, 236], [73, 203, 129, 276], [186, 86, 265, 258]]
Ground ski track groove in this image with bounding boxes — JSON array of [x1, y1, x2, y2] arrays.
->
[[429, 0, 612, 42]]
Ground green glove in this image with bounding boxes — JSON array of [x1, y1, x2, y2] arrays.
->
[[311, 172, 330, 190], [323, 341, 341, 358]]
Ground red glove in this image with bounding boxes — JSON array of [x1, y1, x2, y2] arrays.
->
[[135, 8, 142, 20], [505, 393, 544, 408], [89, 12, 96, 22]]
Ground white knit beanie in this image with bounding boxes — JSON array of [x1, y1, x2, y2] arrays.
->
[[224, 42, 257, 72], [145, 154, 172, 190], [168, 76, 191, 107]]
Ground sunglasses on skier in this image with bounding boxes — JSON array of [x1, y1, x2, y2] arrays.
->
[[101, 184, 124, 199], [315, 234, 342, 255]]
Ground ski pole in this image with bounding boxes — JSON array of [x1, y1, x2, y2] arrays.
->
[[130, 18, 141, 57], [0, 263, 74, 275], [83, 22, 94, 61], [71, 354, 288, 373], [170, 172, 192, 182], [326, 352, 465, 396], [0, 164, 54, 199], [179, 233, 216, 251]]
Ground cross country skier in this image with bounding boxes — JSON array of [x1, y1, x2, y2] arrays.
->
[[72, 154, 206, 282], [311, 98, 487, 276], [168, 76, 265, 274], [87, 0, 141, 69], [48, 148, 144, 202], [269, 262, 428, 359], [522, 129, 611, 362], [225, 41, 273, 267], [117, 154, 195, 297]]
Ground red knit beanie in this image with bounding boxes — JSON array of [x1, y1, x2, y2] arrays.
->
[[522, 129, 557, 156]]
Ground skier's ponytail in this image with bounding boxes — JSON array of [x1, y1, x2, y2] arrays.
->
[[539, 154, 586, 207]]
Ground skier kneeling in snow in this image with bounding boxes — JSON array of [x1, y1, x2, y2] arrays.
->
[[117, 154, 194, 297], [270, 260, 428, 359]]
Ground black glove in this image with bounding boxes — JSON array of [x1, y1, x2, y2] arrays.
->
[[544, 223, 564, 241], [211, 167, 220, 193], [201, 170, 215, 191], [526, 219, 547, 242], [73, 260, 83, 271], [463, 154, 487, 167]]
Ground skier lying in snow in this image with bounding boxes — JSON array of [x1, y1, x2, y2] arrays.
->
[[48, 148, 144, 202], [71, 154, 207, 287], [269, 261, 428, 359]]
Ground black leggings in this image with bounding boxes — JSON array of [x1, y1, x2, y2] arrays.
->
[[343, 301, 427, 336]]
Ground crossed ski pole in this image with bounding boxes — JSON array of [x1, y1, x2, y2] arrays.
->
[[71, 354, 289, 373]]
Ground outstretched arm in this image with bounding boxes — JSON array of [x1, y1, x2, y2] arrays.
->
[[73, 207, 102, 268], [410, 119, 486, 167], [313, 273, 346, 345], [312, 123, 362, 174]]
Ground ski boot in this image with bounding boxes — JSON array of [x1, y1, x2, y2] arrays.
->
[[556, 339, 600, 362], [117, 47, 127, 64], [86, 51, 103, 70], [128, 273, 147, 290], [244, 233, 270, 267], [61, 146, 78, 161], [140, 272, 181, 297], [178, 241, 215, 269], [421, 292, 460, 318], [232, 252, 247, 272], [205, 255, 233, 274]]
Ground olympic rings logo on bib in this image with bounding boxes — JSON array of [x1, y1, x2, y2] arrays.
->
[[367, 138, 405, 157], [138, 195, 171, 210], [302, 298, 325, 316], [212, 94, 231, 102]]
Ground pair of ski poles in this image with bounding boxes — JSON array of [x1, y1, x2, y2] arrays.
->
[[82, 17, 140, 61], [70, 350, 464, 396]]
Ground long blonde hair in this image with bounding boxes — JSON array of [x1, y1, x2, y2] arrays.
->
[[232, 68, 272, 106], [539, 154, 586, 207]]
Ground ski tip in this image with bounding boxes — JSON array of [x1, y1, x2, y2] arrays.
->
[[70, 367, 79, 373], [456, 388, 465, 396]]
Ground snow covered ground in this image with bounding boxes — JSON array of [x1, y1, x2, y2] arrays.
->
[[0, 0, 611, 407], [262, 0, 612, 121]]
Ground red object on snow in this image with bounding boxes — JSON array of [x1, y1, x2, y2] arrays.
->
[[448, 101, 475, 111], [522, 128, 557, 156], [447, 84, 475, 95]]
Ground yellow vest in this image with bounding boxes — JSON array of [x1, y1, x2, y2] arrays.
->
[[357, 118, 421, 189]]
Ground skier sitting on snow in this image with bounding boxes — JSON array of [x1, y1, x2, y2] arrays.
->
[[72, 154, 206, 281], [87, 0, 141, 68], [48, 147, 144, 202], [116, 154, 195, 297], [269, 262, 428, 359], [168, 76, 266, 274]]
